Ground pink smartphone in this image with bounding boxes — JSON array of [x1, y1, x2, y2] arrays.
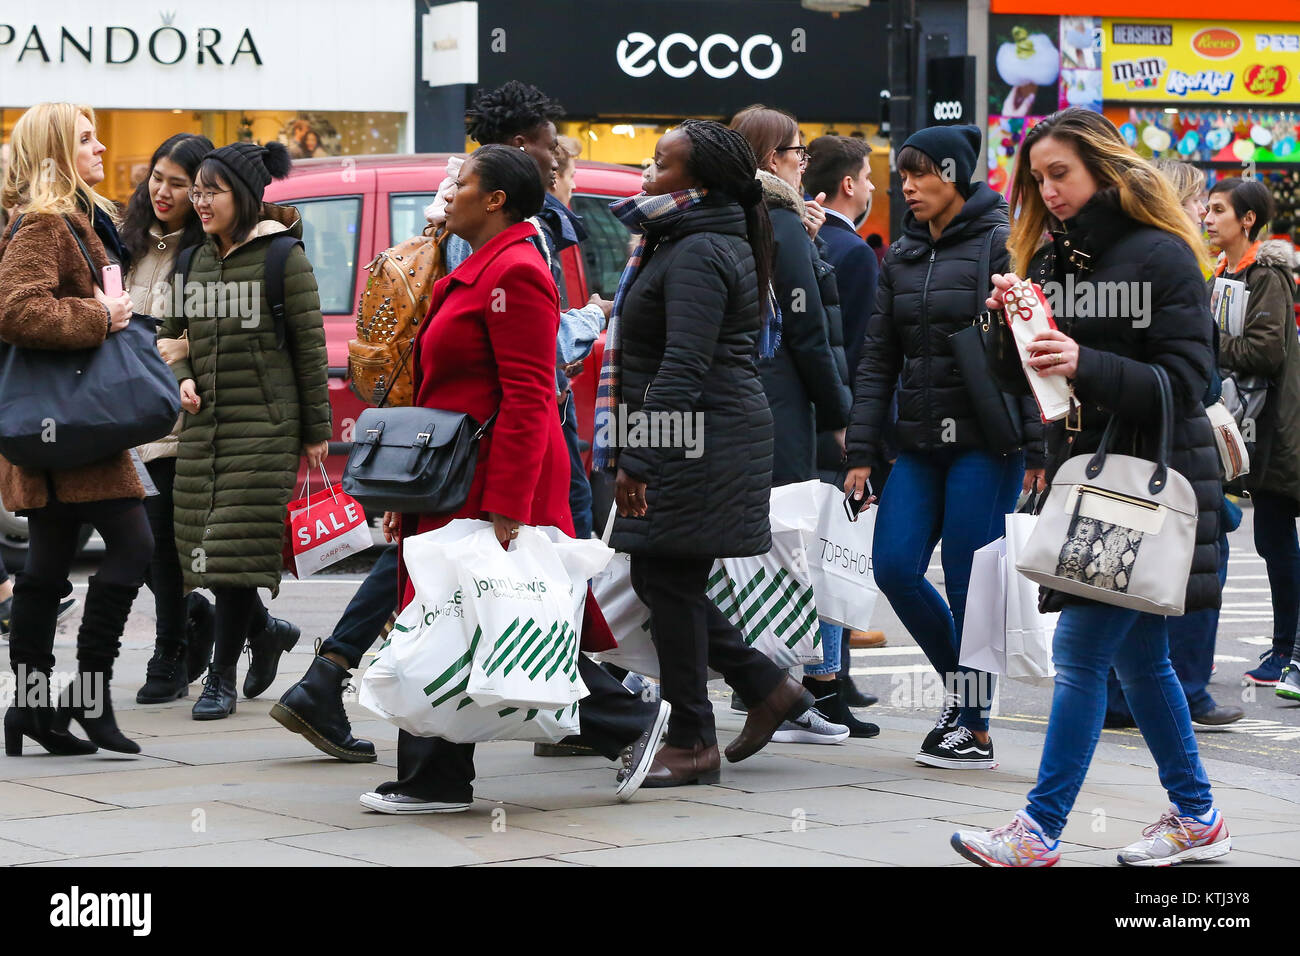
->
[[101, 264, 123, 297]]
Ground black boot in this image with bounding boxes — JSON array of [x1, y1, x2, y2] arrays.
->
[[136, 642, 189, 704], [184, 592, 215, 684], [803, 675, 879, 738], [4, 668, 97, 756], [839, 635, 878, 708], [271, 654, 376, 762], [243, 614, 301, 699], [51, 577, 141, 754], [193, 664, 237, 720]]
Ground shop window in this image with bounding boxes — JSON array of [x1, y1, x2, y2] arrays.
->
[[570, 193, 632, 299], [294, 196, 361, 314], [391, 192, 436, 246]]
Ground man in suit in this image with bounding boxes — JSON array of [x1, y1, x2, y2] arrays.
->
[[805, 135, 887, 702]]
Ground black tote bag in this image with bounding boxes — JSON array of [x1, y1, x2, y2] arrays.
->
[[0, 216, 181, 470]]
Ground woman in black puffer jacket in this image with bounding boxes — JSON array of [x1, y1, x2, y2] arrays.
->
[[951, 108, 1229, 869], [844, 125, 1044, 770], [600, 121, 815, 788]]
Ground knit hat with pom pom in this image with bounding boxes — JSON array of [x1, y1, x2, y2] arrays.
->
[[207, 140, 291, 202]]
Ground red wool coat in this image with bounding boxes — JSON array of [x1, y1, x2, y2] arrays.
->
[[396, 220, 572, 607]]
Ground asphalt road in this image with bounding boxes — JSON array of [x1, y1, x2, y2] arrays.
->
[[61, 501, 1300, 777]]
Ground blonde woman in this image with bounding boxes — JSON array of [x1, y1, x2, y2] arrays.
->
[[950, 108, 1229, 867], [0, 104, 149, 756]]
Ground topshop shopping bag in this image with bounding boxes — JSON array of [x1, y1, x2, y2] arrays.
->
[[358, 520, 579, 743], [807, 481, 880, 631], [282, 466, 374, 578]]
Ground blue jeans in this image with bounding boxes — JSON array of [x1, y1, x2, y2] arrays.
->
[[1026, 603, 1214, 840], [562, 390, 593, 540], [872, 448, 1024, 732], [806, 621, 843, 677], [320, 544, 400, 670], [1253, 491, 1300, 658]]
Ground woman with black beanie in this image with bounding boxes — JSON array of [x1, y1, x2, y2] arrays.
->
[[595, 119, 817, 786], [158, 141, 331, 720]]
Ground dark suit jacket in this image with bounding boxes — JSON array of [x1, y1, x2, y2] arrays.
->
[[818, 213, 878, 374]]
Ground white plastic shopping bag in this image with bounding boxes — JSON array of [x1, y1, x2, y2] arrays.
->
[[707, 481, 824, 668], [590, 551, 661, 676], [460, 526, 602, 709], [1003, 512, 1058, 686], [358, 520, 580, 743], [807, 481, 880, 631], [958, 537, 1008, 675]]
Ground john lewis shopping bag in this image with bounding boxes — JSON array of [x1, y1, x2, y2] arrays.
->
[[282, 467, 374, 579], [807, 481, 880, 631], [358, 520, 579, 743]]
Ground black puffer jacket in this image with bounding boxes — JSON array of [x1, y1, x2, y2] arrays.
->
[[1025, 189, 1222, 613], [847, 183, 1043, 469], [608, 198, 773, 558]]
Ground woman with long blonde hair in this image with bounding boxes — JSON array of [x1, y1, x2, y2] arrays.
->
[[950, 108, 1230, 867], [0, 103, 151, 757]]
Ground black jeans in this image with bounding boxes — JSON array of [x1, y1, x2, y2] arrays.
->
[[320, 544, 400, 669], [629, 554, 785, 748], [378, 655, 655, 802], [141, 457, 188, 650], [210, 587, 268, 668], [1253, 490, 1300, 658], [11, 494, 152, 674]]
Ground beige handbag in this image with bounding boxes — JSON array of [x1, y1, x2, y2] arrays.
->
[[1205, 399, 1250, 482], [1016, 366, 1198, 617]]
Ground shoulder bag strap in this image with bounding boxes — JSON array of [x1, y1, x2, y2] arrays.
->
[[264, 235, 303, 352], [62, 216, 103, 290]]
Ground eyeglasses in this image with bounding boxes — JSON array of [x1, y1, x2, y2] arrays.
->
[[776, 145, 809, 162], [188, 187, 230, 204]]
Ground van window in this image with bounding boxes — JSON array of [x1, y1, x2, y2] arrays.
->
[[391, 193, 436, 246], [569, 194, 632, 299], [294, 197, 361, 314]]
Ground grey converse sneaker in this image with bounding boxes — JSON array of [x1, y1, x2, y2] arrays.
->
[[770, 708, 850, 745]]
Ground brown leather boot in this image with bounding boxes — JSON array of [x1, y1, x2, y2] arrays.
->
[[642, 742, 721, 787], [724, 675, 813, 763]]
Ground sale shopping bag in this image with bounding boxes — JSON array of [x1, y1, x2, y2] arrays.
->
[[807, 481, 880, 631], [358, 520, 580, 743], [282, 465, 373, 578], [460, 525, 613, 709]]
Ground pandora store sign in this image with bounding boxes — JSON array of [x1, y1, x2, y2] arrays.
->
[[0, 1, 413, 112]]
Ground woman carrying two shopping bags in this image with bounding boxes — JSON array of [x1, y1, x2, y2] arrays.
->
[[951, 108, 1230, 867], [360, 145, 668, 815]]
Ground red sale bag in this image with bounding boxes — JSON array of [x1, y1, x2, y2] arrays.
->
[[282, 466, 374, 578]]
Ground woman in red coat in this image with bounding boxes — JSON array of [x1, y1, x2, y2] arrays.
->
[[360, 145, 665, 814]]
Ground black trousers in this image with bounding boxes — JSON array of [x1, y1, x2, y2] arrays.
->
[[629, 554, 785, 748], [320, 544, 399, 669], [377, 655, 655, 803], [142, 457, 188, 649]]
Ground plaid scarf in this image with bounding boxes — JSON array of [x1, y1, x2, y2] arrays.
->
[[592, 187, 708, 473]]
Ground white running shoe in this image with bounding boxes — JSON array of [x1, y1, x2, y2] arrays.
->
[[1116, 805, 1230, 866], [770, 708, 849, 744]]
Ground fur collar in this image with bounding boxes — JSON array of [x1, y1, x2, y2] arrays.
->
[[757, 169, 804, 215], [1256, 239, 1296, 270]]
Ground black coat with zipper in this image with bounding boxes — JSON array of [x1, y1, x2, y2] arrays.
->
[[1023, 189, 1222, 613], [608, 198, 773, 559], [846, 183, 1043, 471]]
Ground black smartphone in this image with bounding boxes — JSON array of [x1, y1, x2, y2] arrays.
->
[[843, 479, 874, 522]]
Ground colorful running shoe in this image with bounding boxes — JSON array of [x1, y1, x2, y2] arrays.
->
[[951, 810, 1061, 867], [1116, 805, 1230, 866]]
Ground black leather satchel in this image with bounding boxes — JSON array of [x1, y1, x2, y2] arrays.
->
[[341, 406, 498, 513]]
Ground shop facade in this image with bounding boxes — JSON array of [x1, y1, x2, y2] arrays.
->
[[0, 0, 415, 204]]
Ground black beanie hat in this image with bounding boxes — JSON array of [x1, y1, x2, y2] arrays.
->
[[207, 140, 291, 202], [901, 125, 982, 197]]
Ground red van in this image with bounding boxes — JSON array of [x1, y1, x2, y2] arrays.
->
[[262, 153, 642, 491]]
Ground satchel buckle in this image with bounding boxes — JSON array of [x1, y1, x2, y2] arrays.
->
[[416, 432, 431, 442]]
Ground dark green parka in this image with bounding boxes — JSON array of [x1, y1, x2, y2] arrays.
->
[[160, 203, 331, 594]]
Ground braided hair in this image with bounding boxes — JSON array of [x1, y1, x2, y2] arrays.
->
[[678, 119, 773, 300], [465, 80, 565, 145]]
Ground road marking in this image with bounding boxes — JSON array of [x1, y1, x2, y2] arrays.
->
[[850, 664, 933, 676], [1214, 655, 1250, 662], [850, 647, 927, 657], [1223, 587, 1272, 593], [1237, 636, 1277, 646]]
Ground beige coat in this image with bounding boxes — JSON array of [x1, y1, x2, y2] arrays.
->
[[128, 224, 187, 463]]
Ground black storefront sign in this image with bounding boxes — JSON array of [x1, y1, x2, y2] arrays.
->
[[470, 0, 889, 121], [926, 55, 975, 126]]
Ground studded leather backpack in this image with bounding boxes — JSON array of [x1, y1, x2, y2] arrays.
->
[[348, 229, 448, 407]]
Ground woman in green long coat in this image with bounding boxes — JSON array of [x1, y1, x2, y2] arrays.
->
[[159, 141, 332, 720]]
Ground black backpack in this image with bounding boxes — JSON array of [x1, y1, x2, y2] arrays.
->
[[173, 235, 301, 351]]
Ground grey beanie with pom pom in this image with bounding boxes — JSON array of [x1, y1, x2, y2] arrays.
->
[[208, 140, 291, 202]]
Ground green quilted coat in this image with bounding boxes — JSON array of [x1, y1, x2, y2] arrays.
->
[[160, 204, 332, 595]]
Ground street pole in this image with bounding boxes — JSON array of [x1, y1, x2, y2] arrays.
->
[[888, 0, 918, 239]]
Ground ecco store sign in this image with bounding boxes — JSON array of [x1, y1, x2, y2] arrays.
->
[[616, 31, 784, 80]]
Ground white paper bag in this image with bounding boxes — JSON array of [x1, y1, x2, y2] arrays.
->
[[1003, 512, 1058, 686], [359, 521, 580, 743], [807, 481, 880, 631], [590, 551, 660, 676], [958, 537, 1008, 675]]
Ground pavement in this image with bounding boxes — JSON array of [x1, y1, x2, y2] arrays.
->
[[1, 619, 1298, 867]]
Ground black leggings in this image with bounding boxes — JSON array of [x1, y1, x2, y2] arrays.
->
[[25, 495, 152, 591], [141, 458, 187, 648], [210, 587, 268, 668]]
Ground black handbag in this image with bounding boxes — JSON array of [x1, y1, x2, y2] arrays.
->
[[948, 224, 1024, 455], [340, 342, 498, 513], [0, 216, 181, 470]]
